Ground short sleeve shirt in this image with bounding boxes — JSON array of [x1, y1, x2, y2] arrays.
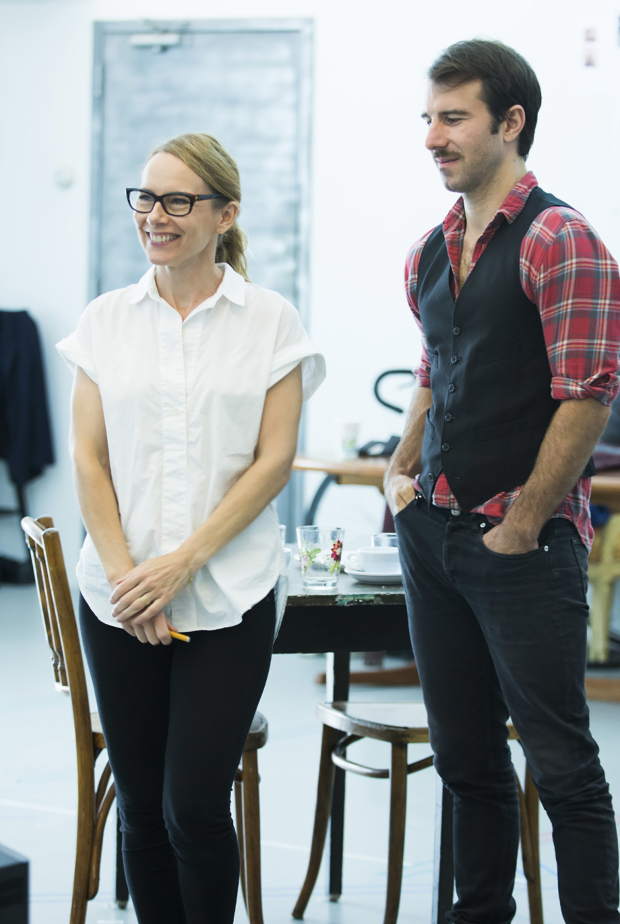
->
[[56, 263, 325, 632]]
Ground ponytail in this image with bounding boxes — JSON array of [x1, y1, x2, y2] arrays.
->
[[216, 222, 249, 281]]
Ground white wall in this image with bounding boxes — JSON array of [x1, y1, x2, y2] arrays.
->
[[0, 0, 619, 571]]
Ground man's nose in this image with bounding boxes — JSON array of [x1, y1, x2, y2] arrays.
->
[[425, 120, 448, 151]]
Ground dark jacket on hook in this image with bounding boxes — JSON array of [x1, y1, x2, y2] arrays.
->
[[0, 310, 54, 488]]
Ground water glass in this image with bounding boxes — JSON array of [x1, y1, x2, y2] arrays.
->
[[296, 527, 345, 590], [372, 532, 398, 548]]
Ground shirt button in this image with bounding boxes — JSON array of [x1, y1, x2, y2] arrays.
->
[[451, 509, 461, 516], [450, 354, 458, 364], [171, 408, 180, 416], [452, 327, 461, 336], [448, 384, 456, 393], [444, 413, 453, 421], [442, 443, 450, 451]]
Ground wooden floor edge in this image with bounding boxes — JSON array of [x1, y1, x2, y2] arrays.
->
[[315, 664, 420, 687], [585, 677, 620, 702], [314, 671, 619, 701]]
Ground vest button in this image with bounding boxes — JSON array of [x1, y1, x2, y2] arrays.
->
[[442, 443, 450, 451], [452, 327, 461, 335], [448, 384, 456, 393], [450, 354, 458, 364], [428, 472, 434, 481], [451, 509, 461, 516], [444, 413, 453, 421]]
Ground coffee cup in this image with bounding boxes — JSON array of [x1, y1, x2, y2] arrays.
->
[[348, 546, 401, 575]]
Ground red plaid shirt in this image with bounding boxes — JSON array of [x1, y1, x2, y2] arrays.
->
[[405, 173, 620, 550]]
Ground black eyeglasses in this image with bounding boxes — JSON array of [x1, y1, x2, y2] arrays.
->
[[126, 188, 228, 217]]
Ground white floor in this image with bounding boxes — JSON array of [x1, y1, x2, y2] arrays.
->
[[1, 583, 619, 924]]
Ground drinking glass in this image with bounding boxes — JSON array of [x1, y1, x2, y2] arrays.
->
[[296, 527, 345, 590], [371, 532, 398, 548]]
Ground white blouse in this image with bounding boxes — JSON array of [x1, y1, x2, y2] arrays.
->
[[56, 264, 325, 632]]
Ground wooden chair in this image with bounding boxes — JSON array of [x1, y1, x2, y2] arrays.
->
[[235, 713, 269, 924], [21, 516, 269, 924], [587, 515, 620, 662], [292, 701, 543, 924]]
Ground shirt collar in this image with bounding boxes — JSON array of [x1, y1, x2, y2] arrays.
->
[[129, 262, 246, 309], [442, 171, 539, 236]]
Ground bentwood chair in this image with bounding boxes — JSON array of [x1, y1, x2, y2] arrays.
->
[[292, 701, 543, 924], [22, 515, 124, 924], [22, 516, 269, 924], [587, 513, 620, 663], [234, 712, 269, 924]]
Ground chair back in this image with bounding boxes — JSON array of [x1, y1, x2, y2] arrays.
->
[[21, 516, 95, 767]]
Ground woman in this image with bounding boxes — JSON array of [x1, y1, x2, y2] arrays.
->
[[56, 132, 324, 923]]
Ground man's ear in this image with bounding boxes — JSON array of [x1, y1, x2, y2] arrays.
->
[[503, 104, 526, 145]]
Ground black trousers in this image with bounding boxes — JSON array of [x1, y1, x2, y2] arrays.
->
[[395, 499, 619, 924], [79, 591, 276, 924]]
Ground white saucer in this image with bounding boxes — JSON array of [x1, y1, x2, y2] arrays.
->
[[343, 555, 403, 584]]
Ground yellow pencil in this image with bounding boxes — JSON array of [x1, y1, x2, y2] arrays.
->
[[169, 630, 191, 643]]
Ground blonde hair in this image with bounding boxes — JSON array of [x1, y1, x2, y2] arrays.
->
[[149, 132, 249, 281]]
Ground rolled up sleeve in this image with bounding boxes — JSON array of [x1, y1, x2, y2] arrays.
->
[[56, 302, 98, 383], [405, 231, 434, 388], [268, 299, 325, 402], [521, 207, 620, 406]]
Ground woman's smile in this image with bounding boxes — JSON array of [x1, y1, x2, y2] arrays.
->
[[146, 231, 180, 247]]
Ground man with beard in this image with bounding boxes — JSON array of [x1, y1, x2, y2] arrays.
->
[[385, 39, 620, 924]]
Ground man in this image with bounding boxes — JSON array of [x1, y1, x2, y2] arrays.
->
[[385, 39, 620, 923]]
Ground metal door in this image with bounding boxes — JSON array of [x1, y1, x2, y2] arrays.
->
[[90, 19, 313, 537]]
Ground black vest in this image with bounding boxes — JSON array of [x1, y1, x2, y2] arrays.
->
[[416, 185, 595, 511]]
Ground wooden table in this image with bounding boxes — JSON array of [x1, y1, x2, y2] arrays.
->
[[590, 468, 620, 511], [293, 455, 620, 508], [274, 567, 453, 921], [293, 456, 620, 669], [293, 455, 387, 490]]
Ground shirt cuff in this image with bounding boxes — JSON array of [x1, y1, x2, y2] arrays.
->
[[416, 364, 431, 389], [550, 373, 620, 406]]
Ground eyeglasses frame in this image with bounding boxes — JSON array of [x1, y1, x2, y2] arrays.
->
[[126, 188, 228, 216]]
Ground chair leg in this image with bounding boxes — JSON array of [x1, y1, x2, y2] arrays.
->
[[292, 724, 340, 920], [384, 742, 408, 924], [241, 750, 264, 924], [235, 775, 247, 910], [523, 766, 543, 924], [69, 811, 94, 924]]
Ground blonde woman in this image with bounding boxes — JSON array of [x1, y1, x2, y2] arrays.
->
[[57, 133, 324, 923]]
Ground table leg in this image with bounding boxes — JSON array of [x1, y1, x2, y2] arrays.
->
[[325, 651, 351, 901], [432, 776, 454, 924]]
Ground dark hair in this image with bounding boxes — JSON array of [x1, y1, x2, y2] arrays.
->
[[428, 39, 541, 158]]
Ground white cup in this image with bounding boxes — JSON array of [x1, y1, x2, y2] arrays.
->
[[335, 418, 360, 460], [349, 546, 401, 575]]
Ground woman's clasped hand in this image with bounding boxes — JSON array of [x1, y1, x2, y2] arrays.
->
[[109, 551, 192, 644]]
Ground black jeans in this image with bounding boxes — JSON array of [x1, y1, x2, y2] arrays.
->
[[79, 591, 276, 924], [395, 499, 619, 924]]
